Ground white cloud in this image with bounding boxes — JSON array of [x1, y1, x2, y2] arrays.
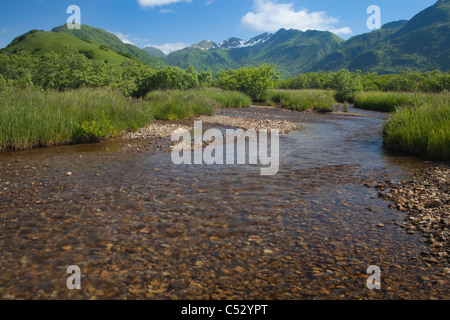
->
[[160, 9, 175, 13], [114, 32, 135, 45], [145, 43, 189, 54], [138, 0, 191, 8], [1, 27, 8, 34], [242, 0, 352, 35]]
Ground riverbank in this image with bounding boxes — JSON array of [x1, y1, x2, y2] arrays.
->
[[375, 164, 450, 267]]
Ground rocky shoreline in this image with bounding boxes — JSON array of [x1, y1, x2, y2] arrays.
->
[[374, 164, 450, 267]]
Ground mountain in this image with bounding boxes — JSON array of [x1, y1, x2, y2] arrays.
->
[[2, 0, 449, 77], [313, 0, 450, 73], [164, 0, 450, 76], [3, 29, 137, 65], [165, 29, 344, 77], [142, 46, 166, 58], [218, 33, 272, 49], [51, 25, 166, 68], [308, 21, 408, 72], [164, 46, 236, 74]]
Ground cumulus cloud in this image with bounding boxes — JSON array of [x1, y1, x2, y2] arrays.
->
[[145, 43, 189, 54], [242, 0, 352, 35], [138, 0, 191, 8]]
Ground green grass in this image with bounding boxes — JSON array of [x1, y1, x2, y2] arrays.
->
[[144, 89, 252, 120], [144, 90, 217, 120], [268, 89, 335, 112], [0, 88, 154, 151], [0, 87, 252, 151], [354, 92, 414, 112], [383, 99, 450, 161], [5, 30, 134, 65], [202, 88, 252, 108]]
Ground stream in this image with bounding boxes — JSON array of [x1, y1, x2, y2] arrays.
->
[[0, 106, 448, 299]]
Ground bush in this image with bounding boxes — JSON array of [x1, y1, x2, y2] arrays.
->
[[332, 70, 363, 103], [72, 119, 113, 143], [0, 74, 6, 91], [144, 66, 201, 94], [216, 64, 279, 101]]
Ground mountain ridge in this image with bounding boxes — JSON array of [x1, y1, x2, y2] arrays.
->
[[2, 0, 449, 77]]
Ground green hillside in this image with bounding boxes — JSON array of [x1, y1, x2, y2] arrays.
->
[[311, 0, 450, 73], [165, 29, 344, 78], [308, 21, 408, 72], [143, 46, 166, 58], [3, 30, 135, 65], [164, 47, 236, 74], [51, 24, 166, 68], [241, 29, 344, 75]]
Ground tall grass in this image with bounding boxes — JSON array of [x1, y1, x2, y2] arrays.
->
[[202, 88, 252, 108], [383, 99, 450, 161], [145, 90, 217, 120], [354, 92, 414, 112], [144, 89, 252, 120], [0, 88, 154, 151], [268, 89, 335, 113]]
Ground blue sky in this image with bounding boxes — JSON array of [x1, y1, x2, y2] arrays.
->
[[0, 0, 437, 53]]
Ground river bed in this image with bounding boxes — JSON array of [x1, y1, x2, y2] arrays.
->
[[0, 106, 448, 299]]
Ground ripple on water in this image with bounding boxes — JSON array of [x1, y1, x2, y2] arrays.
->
[[0, 108, 447, 299]]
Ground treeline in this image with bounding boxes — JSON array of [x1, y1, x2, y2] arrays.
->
[[1, 46, 449, 103], [0, 45, 213, 97], [277, 70, 450, 93]]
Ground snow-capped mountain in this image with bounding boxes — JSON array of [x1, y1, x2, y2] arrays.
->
[[192, 32, 273, 50]]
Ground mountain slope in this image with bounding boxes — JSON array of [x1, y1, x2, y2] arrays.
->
[[313, 0, 450, 73], [241, 29, 344, 75], [164, 47, 236, 74], [3, 30, 135, 65], [308, 21, 408, 72], [51, 25, 166, 68], [165, 29, 344, 78], [143, 46, 166, 58]]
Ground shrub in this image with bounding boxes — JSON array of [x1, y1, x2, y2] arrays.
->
[[0, 74, 6, 91], [332, 70, 363, 103], [72, 119, 113, 143], [216, 64, 279, 101]]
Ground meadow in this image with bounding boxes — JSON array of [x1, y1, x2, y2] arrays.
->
[[0, 87, 252, 151]]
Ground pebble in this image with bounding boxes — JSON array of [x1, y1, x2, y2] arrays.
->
[[376, 164, 449, 265]]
